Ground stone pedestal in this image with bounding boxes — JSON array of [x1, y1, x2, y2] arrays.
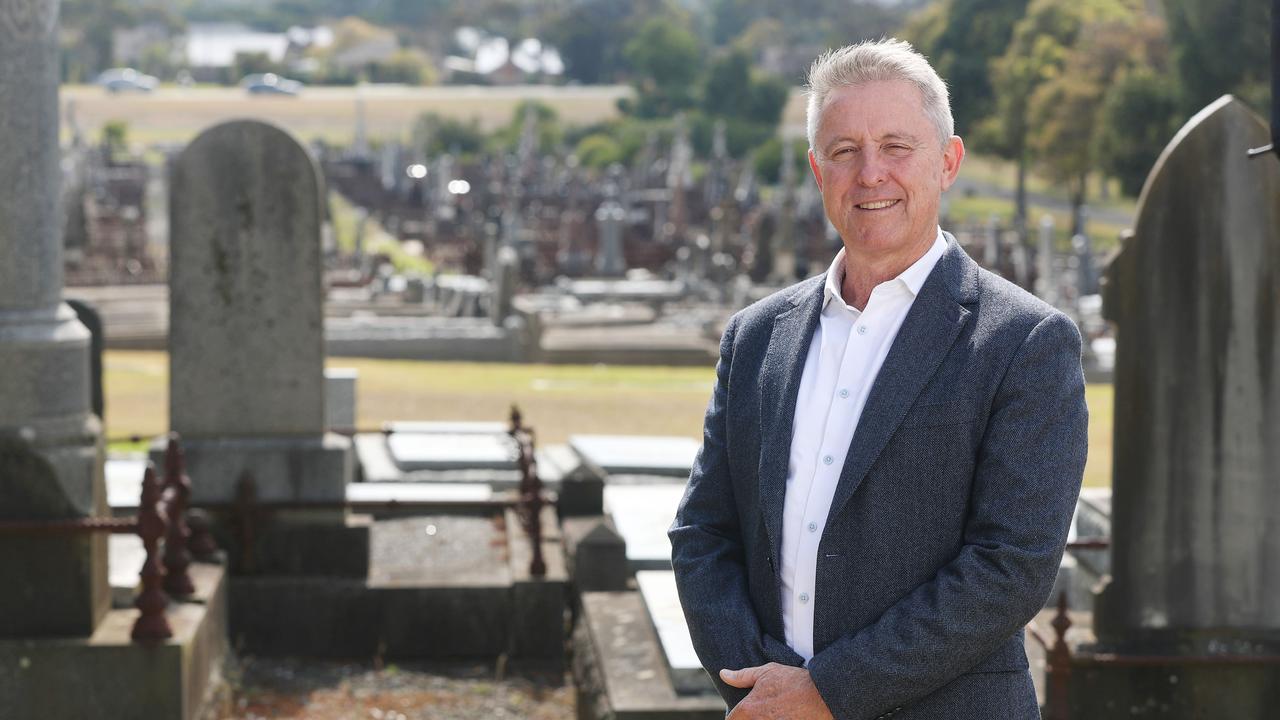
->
[[150, 433, 352, 505], [0, 563, 230, 720]]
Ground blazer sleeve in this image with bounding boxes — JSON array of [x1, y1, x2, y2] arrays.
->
[[669, 312, 805, 708], [806, 311, 1089, 719]]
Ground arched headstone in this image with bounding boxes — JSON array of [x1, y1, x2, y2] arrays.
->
[[166, 120, 349, 504], [1070, 95, 1280, 718]]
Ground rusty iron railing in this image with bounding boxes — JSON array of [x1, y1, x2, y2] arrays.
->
[[509, 405, 547, 578], [0, 433, 209, 643], [222, 409, 552, 580]]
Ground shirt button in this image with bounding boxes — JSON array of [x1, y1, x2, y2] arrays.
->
[[822, 455, 833, 465], [799, 592, 810, 604], [808, 522, 818, 533], [857, 325, 868, 335], [838, 388, 850, 399]]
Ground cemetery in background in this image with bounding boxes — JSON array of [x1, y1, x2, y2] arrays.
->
[[4, 0, 1278, 718]]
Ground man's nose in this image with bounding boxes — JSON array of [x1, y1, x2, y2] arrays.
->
[[856, 153, 886, 187]]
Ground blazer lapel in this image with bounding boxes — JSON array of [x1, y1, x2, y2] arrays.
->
[[758, 278, 824, 564], [827, 240, 978, 521]]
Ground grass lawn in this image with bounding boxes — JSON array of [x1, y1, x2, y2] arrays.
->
[[104, 351, 1113, 488]]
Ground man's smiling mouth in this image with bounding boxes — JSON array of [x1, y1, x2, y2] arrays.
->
[[856, 200, 899, 210]]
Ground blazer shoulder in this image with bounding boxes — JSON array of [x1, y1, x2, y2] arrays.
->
[[731, 274, 824, 331], [971, 265, 1075, 336]]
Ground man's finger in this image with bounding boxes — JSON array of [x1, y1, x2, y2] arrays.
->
[[719, 664, 764, 688]]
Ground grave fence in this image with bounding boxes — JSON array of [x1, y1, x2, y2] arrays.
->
[[0, 433, 208, 643]]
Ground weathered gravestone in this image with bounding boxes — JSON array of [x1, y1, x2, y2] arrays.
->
[[0, 0, 106, 638], [164, 120, 351, 506], [1071, 95, 1280, 717], [0, 434, 108, 635]]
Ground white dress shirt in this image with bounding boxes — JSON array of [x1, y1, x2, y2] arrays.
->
[[779, 229, 947, 662]]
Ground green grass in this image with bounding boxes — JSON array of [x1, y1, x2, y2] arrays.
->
[[104, 351, 1115, 488]]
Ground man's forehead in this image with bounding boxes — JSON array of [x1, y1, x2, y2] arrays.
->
[[817, 83, 930, 143]]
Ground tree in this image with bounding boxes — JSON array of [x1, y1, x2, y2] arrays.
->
[[902, 0, 1031, 138], [621, 16, 704, 117], [1026, 6, 1170, 230], [1094, 67, 1182, 196], [1164, 0, 1270, 115]]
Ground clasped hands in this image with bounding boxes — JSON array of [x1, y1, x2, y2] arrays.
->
[[720, 662, 834, 719]]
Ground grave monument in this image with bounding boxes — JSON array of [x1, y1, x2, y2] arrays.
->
[[1070, 95, 1280, 716], [165, 120, 353, 507], [0, 0, 106, 639]]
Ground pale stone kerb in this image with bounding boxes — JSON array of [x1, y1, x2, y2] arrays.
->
[[0, 0, 59, 40]]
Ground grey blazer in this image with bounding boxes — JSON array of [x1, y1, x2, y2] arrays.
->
[[669, 237, 1087, 719]]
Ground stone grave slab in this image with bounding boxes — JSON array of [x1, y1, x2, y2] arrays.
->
[[570, 435, 700, 478], [347, 482, 494, 505], [105, 456, 146, 510], [637, 570, 716, 696], [229, 512, 567, 664], [107, 533, 144, 607], [575, 592, 725, 720], [384, 421, 509, 435], [388, 430, 518, 472], [604, 482, 687, 571]]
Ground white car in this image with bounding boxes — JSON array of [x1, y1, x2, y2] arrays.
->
[[239, 73, 303, 96], [95, 68, 158, 93]]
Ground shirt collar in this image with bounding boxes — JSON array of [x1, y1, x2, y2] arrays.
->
[[823, 227, 947, 310]]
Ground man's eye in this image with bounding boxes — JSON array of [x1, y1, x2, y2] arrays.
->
[[885, 144, 912, 155]]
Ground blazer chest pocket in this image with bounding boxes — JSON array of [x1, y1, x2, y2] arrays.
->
[[898, 399, 977, 429]]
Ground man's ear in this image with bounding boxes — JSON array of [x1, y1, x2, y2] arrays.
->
[[940, 136, 964, 191], [808, 149, 823, 191]]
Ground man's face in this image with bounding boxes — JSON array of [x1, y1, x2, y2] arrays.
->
[[808, 80, 963, 261]]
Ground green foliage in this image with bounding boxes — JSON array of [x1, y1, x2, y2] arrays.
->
[[575, 133, 625, 169], [412, 113, 486, 158], [101, 120, 129, 156], [487, 100, 564, 154], [752, 136, 809, 184], [366, 50, 437, 86], [622, 16, 704, 118], [543, 0, 633, 84], [232, 52, 285, 80], [1094, 67, 1182, 196], [1163, 0, 1271, 116], [700, 48, 789, 127], [902, 0, 1031, 136]]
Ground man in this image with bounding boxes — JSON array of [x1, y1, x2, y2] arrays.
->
[[669, 39, 1087, 720]]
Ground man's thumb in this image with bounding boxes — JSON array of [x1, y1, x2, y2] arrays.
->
[[719, 667, 758, 688]]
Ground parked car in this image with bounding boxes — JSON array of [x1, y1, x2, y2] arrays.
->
[[239, 73, 303, 96], [95, 68, 158, 93]]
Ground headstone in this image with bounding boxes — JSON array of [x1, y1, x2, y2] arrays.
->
[[1070, 95, 1280, 717], [1097, 95, 1280, 642], [0, 0, 107, 638], [491, 245, 518, 324], [1036, 214, 1055, 304], [166, 119, 351, 503], [325, 367, 358, 434], [594, 195, 626, 276], [0, 434, 108, 636]]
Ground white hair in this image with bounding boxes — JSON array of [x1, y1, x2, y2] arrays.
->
[[805, 38, 954, 151]]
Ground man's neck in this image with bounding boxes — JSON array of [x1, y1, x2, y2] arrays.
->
[[839, 233, 936, 311]]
